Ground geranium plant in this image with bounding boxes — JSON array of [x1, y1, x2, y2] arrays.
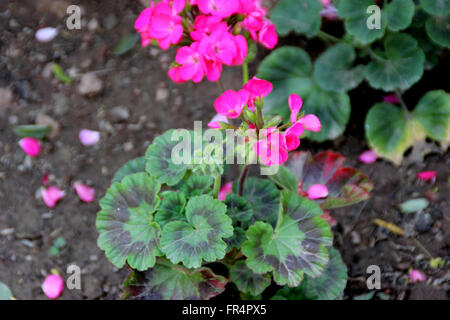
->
[[95, 0, 374, 300]]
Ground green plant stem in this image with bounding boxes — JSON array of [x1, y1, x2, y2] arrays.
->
[[395, 89, 410, 114], [410, 237, 434, 259], [317, 30, 343, 43], [238, 165, 250, 196], [242, 62, 249, 85], [364, 47, 385, 63], [213, 175, 221, 199]]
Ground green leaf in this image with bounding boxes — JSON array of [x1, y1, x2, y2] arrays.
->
[[13, 124, 51, 140], [270, 0, 322, 38], [257, 46, 313, 119], [155, 191, 186, 228], [123, 259, 227, 300], [399, 198, 429, 213], [365, 33, 425, 92], [273, 247, 347, 300], [353, 291, 375, 300], [285, 151, 373, 209], [52, 63, 73, 84], [365, 103, 425, 164], [145, 129, 193, 186], [225, 226, 246, 252], [313, 43, 365, 93], [97, 173, 162, 271], [179, 175, 214, 197], [257, 47, 350, 142], [300, 85, 351, 142], [0, 282, 13, 300], [160, 195, 233, 269], [337, 0, 386, 44], [420, 0, 450, 17], [413, 90, 450, 142], [425, 15, 450, 49], [386, 0, 415, 31], [232, 177, 280, 228], [267, 165, 299, 193], [230, 260, 271, 296], [112, 157, 146, 183], [113, 33, 139, 55], [224, 193, 254, 226], [242, 191, 333, 287]]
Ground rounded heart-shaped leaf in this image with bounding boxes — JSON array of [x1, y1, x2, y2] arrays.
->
[[97, 173, 162, 271], [267, 165, 299, 193], [365, 33, 425, 91], [145, 129, 193, 186], [160, 195, 233, 269], [425, 15, 450, 48], [232, 177, 280, 228], [272, 247, 347, 300], [230, 261, 271, 296], [257, 47, 350, 142], [285, 151, 373, 209], [123, 259, 227, 300], [179, 175, 214, 197], [313, 43, 365, 93], [242, 191, 332, 287], [155, 191, 186, 228], [270, 0, 322, 38], [365, 103, 426, 164], [112, 157, 146, 183], [420, 0, 450, 17], [386, 0, 415, 31], [413, 90, 450, 142], [337, 0, 386, 44], [225, 226, 246, 252]]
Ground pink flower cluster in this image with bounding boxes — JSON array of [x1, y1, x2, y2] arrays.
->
[[210, 78, 321, 166], [134, 0, 278, 83]]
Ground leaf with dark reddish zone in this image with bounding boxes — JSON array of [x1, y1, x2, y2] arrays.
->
[[178, 175, 214, 197], [232, 177, 280, 228], [112, 157, 146, 183], [230, 260, 271, 296], [122, 259, 227, 300], [224, 193, 253, 227], [242, 191, 332, 287], [285, 151, 373, 209], [97, 173, 162, 271]]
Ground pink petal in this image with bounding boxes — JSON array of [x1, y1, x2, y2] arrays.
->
[[19, 137, 41, 157], [307, 184, 328, 200], [288, 94, 303, 123], [243, 77, 273, 98], [359, 150, 377, 164], [298, 114, 321, 132], [42, 173, 49, 186], [408, 269, 426, 283], [41, 186, 65, 208], [258, 20, 278, 49], [417, 171, 436, 181], [208, 114, 229, 129], [79, 129, 100, 146], [73, 182, 96, 203], [218, 182, 233, 201], [35, 27, 58, 43], [214, 89, 245, 119], [42, 274, 64, 299]]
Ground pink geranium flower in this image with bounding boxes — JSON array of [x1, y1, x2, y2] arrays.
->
[[197, 0, 239, 18], [174, 42, 205, 82], [19, 137, 41, 157], [417, 171, 437, 181], [408, 269, 426, 283], [243, 77, 273, 110], [230, 35, 248, 66], [73, 182, 96, 203], [307, 184, 328, 200], [203, 59, 223, 82], [199, 28, 238, 66], [214, 89, 249, 119], [134, 6, 155, 47], [190, 15, 227, 41], [149, 2, 183, 50], [208, 113, 229, 129], [283, 122, 304, 151], [258, 20, 278, 49], [254, 129, 288, 166], [383, 93, 400, 104], [42, 274, 64, 299], [41, 186, 65, 208], [218, 181, 233, 201], [289, 93, 303, 123]]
